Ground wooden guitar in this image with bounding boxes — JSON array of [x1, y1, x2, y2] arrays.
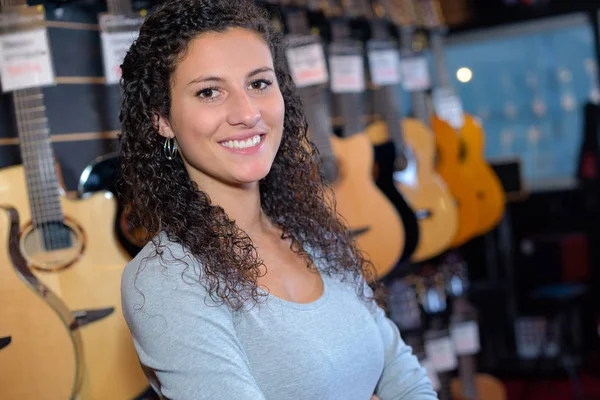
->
[[283, 4, 405, 279], [325, 1, 406, 278], [361, 1, 421, 266], [442, 255, 507, 400], [0, 205, 84, 399], [0, 2, 149, 397], [367, 0, 458, 262], [416, 0, 506, 237]]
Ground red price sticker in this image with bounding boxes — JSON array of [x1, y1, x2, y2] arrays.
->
[[286, 42, 329, 88], [0, 28, 55, 92]]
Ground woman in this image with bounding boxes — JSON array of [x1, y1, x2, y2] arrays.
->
[[119, 1, 437, 399]]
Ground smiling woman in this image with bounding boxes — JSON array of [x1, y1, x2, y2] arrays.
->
[[118, 1, 437, 399]]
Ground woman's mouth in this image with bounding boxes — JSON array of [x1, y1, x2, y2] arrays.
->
[[220, 134, 263, 150]]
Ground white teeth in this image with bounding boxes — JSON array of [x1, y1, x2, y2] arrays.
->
[[221, 134, 262, 149]]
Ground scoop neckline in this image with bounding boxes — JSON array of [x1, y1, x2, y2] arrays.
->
[[257, 272, 330, 310]]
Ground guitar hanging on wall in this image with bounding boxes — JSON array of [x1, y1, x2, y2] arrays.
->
[[0, 0, 150, 398], [283, 0, 406, 280]]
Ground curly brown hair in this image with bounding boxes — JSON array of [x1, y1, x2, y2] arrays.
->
[[118, 0, 383, 310]]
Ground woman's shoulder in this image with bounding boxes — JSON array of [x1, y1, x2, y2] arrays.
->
[[121, 232, 208, 315]]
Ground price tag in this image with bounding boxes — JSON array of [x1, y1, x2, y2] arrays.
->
[[0, 28, 54, 92], [425, 335, 457, 372], [433, 88, 464, 129], [399, 56, 430, 92], [368, 49, 400, 86], [420, 358, 441, 391], [285, 42, 329, 88], [329, 54, 365, 93], [99, 14, 143, 85], [450, 321, 481, 355], [100, 30, 139, 84]]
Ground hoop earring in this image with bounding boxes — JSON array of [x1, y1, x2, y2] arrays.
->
[[163, 137, 178, 160]]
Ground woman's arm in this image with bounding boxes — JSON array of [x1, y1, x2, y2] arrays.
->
[[364, 284, 438, 400], [121, 247, 267, 400]]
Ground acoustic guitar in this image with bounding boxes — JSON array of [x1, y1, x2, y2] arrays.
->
[[326, 1, 407, 278], [0, 205, 84, 399], [0, 2, 149, 397], [360, 0, 421, 266], [283, 3, 405, 279], [417, 0, 505, 237], [442, 255, 507, 400], [367, 0, 458, 262]]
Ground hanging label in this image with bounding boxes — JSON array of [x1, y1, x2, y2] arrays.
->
[[329, 54, 365, 93], [425, 335, 457, 372], [399, 56, 430, 92], [285, 42, 329, 88], [420, 358, 441, 391], [99, 13, 144, 85], [0, 6, 54, 92], [450, 320, 481, 355], [433, 87, 465, 129], [368, 48, 400, 86]]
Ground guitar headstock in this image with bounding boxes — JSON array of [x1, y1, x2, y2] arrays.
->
[[387, 275, 422, 331], [414, 0, 446, 31], [342, 0, 374, 19], [440, 252, 469, 298], [414, 264, 447, 315]]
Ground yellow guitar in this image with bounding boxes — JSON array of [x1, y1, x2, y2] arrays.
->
[[0, 87, 148, 400], [367, 0, 458, 262], [418, 0, 506, 237], [0, 206, 84, 399]]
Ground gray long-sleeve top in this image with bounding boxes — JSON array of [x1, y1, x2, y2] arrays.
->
[[121, 235, 438, 400]]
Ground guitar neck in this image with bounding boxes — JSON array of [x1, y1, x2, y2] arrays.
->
[[458, 354, 480, 400], [329, 18, 366, 138], [429, 29, 452, 91], [13, 88, 65, 229]]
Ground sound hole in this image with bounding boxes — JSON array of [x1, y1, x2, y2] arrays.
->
[[20, 219, 84, 272]]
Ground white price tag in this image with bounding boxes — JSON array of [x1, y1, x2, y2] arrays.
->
[[329, 55, 365, 93], [420, 358, 441, 391], [451, 321, 481, 355], [433, 88, 465, 129], [0, 28, 54, 92], [368, 49, 400, 86], [425, 336, 457, 372], [285, 42, 329, 88], [100, 29, 139, 84], [399, 56, 430, 92]]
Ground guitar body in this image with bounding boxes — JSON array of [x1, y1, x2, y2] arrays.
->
[[0, 206, 82, 400], [368, 119, 458, 262], [79, 152, 145, 258], [0, 165, 149, 400], [431, 116, 481, 247], [329, 133, 405, 279], [460, 115, 506, 234], [396, 119, 459, 261], [371, 140, 420, 264], [451, 373, 507, 400]]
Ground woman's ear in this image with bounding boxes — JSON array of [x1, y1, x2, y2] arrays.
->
[[152, 112, 175, 139]]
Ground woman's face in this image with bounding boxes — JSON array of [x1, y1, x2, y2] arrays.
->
[[157, 28, 285, 188]]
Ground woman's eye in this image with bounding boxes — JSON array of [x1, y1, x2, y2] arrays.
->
[[249, 79, 272, 91], [198, 88, 218, 99]]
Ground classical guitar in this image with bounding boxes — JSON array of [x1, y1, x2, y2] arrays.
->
[[362, 0, 421, 265], [324, 1, 407, 278], [0, 205, 84, 399], [417, 0, 505, 237], [283, 2, 405, 279], [367, 0, 458, 262], [442, 255, 507, 400], [0, 1, 149, 397]]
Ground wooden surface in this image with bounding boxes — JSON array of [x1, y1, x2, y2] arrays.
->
[[0, 165, 149, 399], [330, 133, 405, 279]]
